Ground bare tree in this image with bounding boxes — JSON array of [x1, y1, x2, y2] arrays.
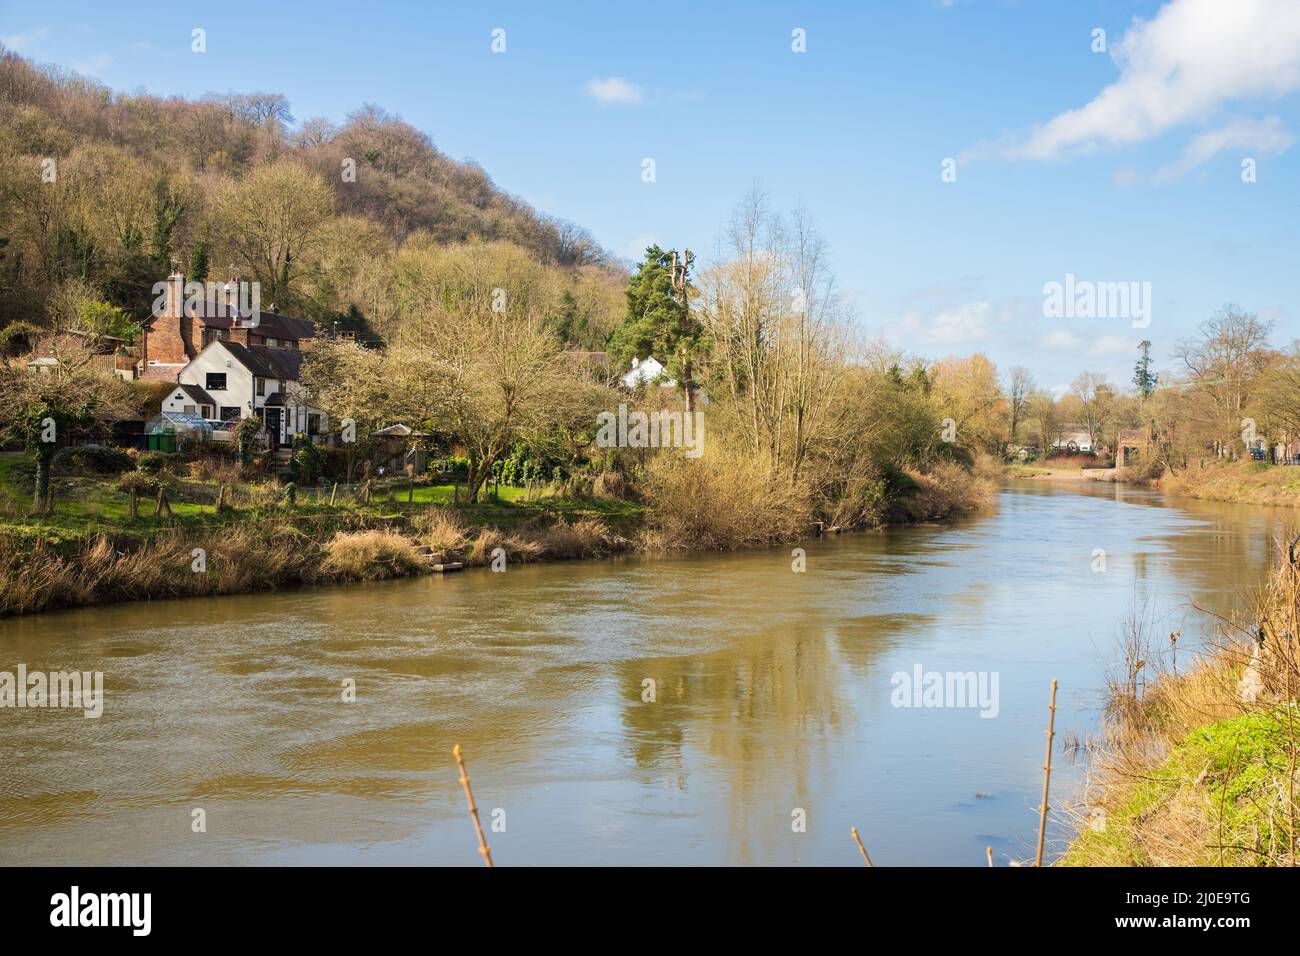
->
[[1070, 371, 1116, 451], [1007, 366, 1034, 448], [1173, 307, 1273, 458]]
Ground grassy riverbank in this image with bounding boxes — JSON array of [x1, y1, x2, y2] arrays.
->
[[1161, 460, 1300, 507], [1063, 558, 1300, 866], [0, 451, 994, 617]]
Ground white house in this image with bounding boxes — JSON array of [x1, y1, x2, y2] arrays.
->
[[621, 355, 676, 390], [159, 340, 328, 448], [1050, 428, 1093, 453]]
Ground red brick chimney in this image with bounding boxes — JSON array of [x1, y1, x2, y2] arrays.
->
[[146, 272, 196, 365]]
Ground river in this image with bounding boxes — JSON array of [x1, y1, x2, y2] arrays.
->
[[0, 482, 1292, 865]]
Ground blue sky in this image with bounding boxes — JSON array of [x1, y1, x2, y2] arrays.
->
[[3, 0, 1298, 394]]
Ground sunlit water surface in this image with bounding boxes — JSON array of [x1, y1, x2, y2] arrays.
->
[[0, 482, 1290, 865]]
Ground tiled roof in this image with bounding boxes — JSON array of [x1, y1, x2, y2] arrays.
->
[[139, 364, 185, 382], [174, 383, 215, 405], [222, 343, 304, 381], [144, 307, 315, 342]]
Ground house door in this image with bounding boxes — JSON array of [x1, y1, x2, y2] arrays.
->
[[263, 408, 283, 449]]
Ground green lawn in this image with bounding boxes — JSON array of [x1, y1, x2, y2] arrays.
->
[[0, 453, 644, 541]]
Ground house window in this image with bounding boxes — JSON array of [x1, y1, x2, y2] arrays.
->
[[183, 404, 196, 414], [307, 413, 321, 436], [206, 372, 228, 391], [266, 337, 279, 347], [201, 405, 214, 419], [220, 407, 241, 423], [256, 377, 265, 396]]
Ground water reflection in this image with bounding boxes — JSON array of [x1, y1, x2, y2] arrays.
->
[[0, 482, 1290, 865]]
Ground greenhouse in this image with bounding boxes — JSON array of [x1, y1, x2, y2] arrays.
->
[[144, 411, 213, 452]]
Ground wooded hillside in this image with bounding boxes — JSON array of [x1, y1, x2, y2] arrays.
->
[[0, 45, 625, 349]]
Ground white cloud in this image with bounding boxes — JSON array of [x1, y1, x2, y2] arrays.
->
[[584, 77, 644, 106], [1086, 334, 1137, 358], [1153, 115, 1294, 181], [1040, 329, 1083, 351], [1, 27, 48, 51], [902, 301, 992, 344], [988, 0, 1300, 160]]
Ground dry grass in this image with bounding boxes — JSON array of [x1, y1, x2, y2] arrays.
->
[[320, 529, 426, 581], [1064, 553, 1300, 866], [536, 517, 626, 559], [0, 523, 322, 615], [408, 508, 469, 553], [185, 456, 246, 486], [0, 502, 639, 616], [1163, 460, 1300, 506], [642, 443, 813, 550]]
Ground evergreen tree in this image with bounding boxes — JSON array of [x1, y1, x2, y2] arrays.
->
[[1133, 340, 1156, 399], [607, 245, 703, 407], [189, 224, 211, 284], [149, 181, 186, 271]]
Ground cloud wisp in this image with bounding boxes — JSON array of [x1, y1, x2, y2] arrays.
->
[[584, 76, 644, 106]]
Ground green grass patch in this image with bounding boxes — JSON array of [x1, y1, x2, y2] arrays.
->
[[1063, 708, 1300, 866], [0, 452, 644, 540]]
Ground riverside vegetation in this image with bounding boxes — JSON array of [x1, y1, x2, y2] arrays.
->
[[1064, 548, 1300, 866], [0, 47, 999, 617]]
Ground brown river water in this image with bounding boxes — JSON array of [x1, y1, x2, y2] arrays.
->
[[0, 481, 1292, 865]]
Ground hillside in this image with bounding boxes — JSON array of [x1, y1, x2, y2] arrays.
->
[[0, 45, 625, 349]]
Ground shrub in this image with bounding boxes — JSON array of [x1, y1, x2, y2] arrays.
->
[[52, 445, 133, 476], [289, 434, 324, 484], [430, 456, 470, 482], [136, 451, 183, 475], [642, 442, 812, 549], [592, 470, 630, 500], [904, 462, 993, 520], [117, 471, 160, 495]]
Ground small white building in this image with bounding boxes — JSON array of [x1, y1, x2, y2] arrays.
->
[[621, 355, 676, 390], [1050, 429, 1093, 453], [159, 340, 328, 448]]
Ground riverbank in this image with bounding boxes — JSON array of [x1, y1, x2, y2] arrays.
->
[[1161, 460, 1300, 507], [1062, 556, 1300, 866], [1006, 464, 1119, 483], [0, 453, 994, 617]]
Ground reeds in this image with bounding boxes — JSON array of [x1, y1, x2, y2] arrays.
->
[[1064, 540, 1300, 866], [452, 744, 493, 868], [1036, 678, 1058, 867]]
